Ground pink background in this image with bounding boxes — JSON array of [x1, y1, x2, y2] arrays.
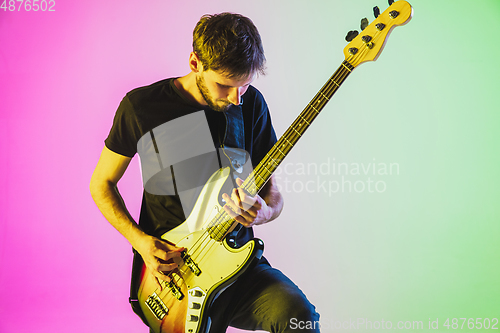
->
[[0, 1, 244, 331]]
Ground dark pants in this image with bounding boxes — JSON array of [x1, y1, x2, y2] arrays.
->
[[149, 258, 320, 333]]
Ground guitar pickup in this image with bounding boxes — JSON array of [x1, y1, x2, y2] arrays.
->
[[182, 250, 201, 276], [145, 292, 168, 320], [167, 280, 184, 300]]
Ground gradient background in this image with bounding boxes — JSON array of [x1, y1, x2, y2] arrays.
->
[[1, 0, 499, 332]]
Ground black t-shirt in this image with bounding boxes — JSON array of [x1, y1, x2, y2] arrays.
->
[[105, 78, 277, 243]]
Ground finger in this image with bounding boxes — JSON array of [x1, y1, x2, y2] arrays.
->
[[164, 250, 184, 262], [148, 266, 171, 283], [231, 189, 256, 214], [238, 188, 258, 205], [236, 190, 259, 213], [153, 270, 171, 282], [158, 262, 178, 272], [231, 189, 243, 209], [154, 276, 162, 290], [147, 255, 177, 272], [153, 251, 182, 263], [234, 186, 260, 210], [162, 238, 178, 247], [223, 204, 251, 226], [235, 177, 244, 187], [157, 239, 185, 253], [150, 259, 177, 281], [227, 189, 258, 218], [223, 192, 257, 224], [152, 246, 184, 262], [223, 193, 243, 215]]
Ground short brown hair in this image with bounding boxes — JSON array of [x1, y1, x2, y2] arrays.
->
[[193, 12, 266, 78]]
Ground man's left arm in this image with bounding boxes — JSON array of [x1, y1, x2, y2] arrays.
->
[[222, 174, 283, 228]]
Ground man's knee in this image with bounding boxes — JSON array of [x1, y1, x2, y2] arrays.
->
[[268, 284, 320, 331]]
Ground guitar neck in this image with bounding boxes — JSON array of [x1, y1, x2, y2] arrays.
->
[[208, 60, 355, 241], [245, 60, 355, 195]]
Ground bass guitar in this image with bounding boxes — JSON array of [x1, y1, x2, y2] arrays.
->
[[136, 2, 413, 332]]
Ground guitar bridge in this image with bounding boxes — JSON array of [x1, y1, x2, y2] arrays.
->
[[145, 292, 169, 320], [182, 250, 201, 276]]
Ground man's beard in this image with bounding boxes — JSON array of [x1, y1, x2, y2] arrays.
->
[[196, 74, 231, 112]]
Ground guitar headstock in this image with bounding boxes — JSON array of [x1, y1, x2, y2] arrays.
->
[[343, 0, 413, 67]]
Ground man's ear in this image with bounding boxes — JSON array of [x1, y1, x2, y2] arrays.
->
[[188, 52, 203, 73]]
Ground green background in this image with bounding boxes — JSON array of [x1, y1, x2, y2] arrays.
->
[[252, 0, 500, 330]]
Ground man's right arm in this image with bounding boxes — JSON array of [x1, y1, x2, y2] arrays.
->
[[89, 146, 183, 282]]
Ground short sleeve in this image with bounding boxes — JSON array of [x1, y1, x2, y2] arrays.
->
[[105, 95, 142, 157], [250, 90, 277, 167]]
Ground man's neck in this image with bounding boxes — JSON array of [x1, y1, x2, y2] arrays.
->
[[174, 73, 206, 107]]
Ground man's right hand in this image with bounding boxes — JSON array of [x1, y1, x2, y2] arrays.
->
[[134, 235, 184, 284]]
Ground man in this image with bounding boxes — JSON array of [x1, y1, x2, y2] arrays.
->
[[90, 12, 319, 333]]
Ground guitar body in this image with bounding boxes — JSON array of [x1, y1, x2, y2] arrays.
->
[[136, 167, 264, 333]]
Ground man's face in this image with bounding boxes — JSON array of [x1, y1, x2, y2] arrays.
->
[[196, 70, 254, 112]]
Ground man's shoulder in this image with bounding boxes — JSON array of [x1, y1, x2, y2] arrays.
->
[[245, 84, 264, 101], [125, 78, 174, 103], [243, 85, 269, 117]]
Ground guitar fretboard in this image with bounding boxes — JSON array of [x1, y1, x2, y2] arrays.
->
[[208, 60, 355, 241]]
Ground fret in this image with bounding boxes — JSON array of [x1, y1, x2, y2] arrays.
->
[[254, 172, 265, 181], [267, 158, 279, 167], [341, 63, 352, 72], [260, 165, 272, 176], [308, 104, 320, 114], [298, 115, 310, 126], [319, 91, 330, 101], [330, 78, 341, 86], [275, 146, 287, 156], [291, 126, 302, 137], [283, 137, 295, 148]]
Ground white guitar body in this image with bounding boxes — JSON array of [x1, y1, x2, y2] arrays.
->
[[137, 167, 264, 333]]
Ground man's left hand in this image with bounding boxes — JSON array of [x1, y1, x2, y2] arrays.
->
[[222, 178, 273, 228]]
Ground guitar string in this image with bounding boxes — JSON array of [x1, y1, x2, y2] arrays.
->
[[151, 47, 365, 298]]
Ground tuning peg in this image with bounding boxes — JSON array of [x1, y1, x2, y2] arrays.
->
[[388, 0, 394, 5], [373, 6, 380, 18], [360, 18, 369, 30], [345, 30, 359, 42]]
